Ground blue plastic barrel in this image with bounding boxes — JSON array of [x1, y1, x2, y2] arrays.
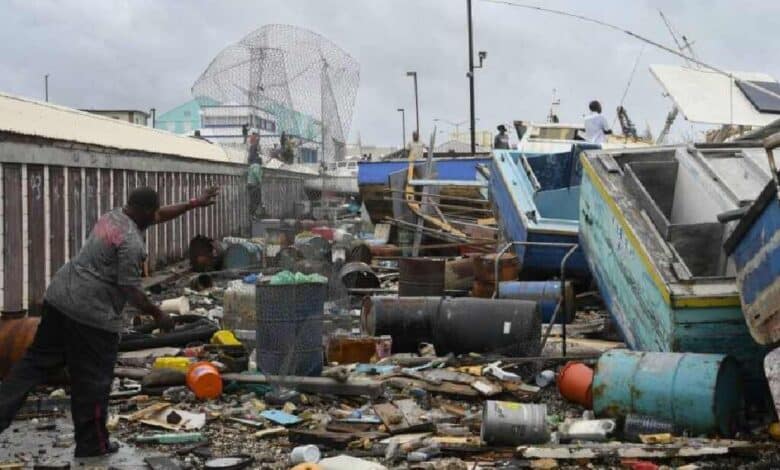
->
[[223, 238, 264, 270], [592, 350, 743, 436], [497, 281, 574, 323]]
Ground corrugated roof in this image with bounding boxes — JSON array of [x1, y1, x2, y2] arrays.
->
[[0, 92, 230, 162]]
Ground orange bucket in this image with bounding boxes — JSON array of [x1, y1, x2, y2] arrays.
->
[[186, 361, 223, 400], [557, 361, 594, 408]]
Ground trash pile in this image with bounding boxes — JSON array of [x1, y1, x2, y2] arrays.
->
[[2, 217, 779, 470]]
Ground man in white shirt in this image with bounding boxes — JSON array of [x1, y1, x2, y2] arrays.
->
[[583, 100, 612, 144]]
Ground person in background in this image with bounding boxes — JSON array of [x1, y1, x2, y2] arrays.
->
[[0, 186, 219, 457], [583, 100, 612, 144], [241, 123, 249, 144], [248, 129, 260, 164], [494, 124, 510, 149], [248, 157, 263, 220]]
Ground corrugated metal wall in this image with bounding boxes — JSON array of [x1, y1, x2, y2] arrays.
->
[[0, 134, 249, 314], [261, 168, 307, 219]]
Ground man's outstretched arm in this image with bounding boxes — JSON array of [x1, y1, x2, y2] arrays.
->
[[154, 186, 219, 225]]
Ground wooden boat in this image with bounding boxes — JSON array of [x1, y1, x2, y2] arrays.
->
[[579, 143, 772, 392], [489, 145, 595, 279], [358, 156, 491, 224], [723, 133, 780, 345]]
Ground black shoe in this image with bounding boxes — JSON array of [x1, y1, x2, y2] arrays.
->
[[74, 440, 120, 458]]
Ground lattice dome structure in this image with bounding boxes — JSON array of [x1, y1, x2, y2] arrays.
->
[[192, 25, 360, 163]]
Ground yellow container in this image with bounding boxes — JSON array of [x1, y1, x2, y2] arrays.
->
[[152, 356, 192, 373], [211, 330, 241, 346]]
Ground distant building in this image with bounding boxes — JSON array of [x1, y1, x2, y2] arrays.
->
[[155, 98, 210, 134], [82, 109, 150, 126]]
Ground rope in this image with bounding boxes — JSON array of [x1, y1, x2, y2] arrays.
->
[[481, 0, 780, 104]]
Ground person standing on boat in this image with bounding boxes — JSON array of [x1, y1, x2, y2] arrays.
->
[[494, 124, 511, 149], [584, 100, 612, 144]]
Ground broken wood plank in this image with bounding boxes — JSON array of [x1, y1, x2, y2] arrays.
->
[[517, 440, 761, 460], [289, 429, 387, 450], [221, 373, 383, 398], [384, 377, 479, 397]]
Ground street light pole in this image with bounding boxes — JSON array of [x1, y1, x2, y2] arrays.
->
[[406, 71, 419, 136], [397, 108, 406, 148], [44, 74, 49, 102], [467, 0, 476, 154]]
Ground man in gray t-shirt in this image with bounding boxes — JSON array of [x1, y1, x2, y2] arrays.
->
[[0, 185, 218, 457]]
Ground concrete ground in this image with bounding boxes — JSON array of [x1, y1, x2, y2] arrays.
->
[[0, 411, 159, 469]]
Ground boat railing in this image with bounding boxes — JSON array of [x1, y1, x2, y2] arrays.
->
[[492, 240, 579, 356]]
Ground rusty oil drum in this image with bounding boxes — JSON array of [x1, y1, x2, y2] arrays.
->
[[399, 258, 446, 296], [472, 253, 519, 298], [0, 312, 40, 379]]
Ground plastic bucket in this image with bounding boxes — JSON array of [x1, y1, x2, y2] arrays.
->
[[557, 361, 594, 408], [186, 361, 223, 400]]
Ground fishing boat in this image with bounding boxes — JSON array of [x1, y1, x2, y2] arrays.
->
[[489, 144, 595, 280], [723, 133, 780, 346], [358, 156, 491, 224], [579, 142, 772, 390]]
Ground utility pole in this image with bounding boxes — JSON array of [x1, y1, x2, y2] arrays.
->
[[44, 74, 49, 102], [397, 108, 406, 148], [466, 1, 486, 154], [406, 71, 419, 136], [467, 0, 476, 154]]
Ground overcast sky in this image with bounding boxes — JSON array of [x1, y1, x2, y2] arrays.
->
[[1, 0, 778, 147]]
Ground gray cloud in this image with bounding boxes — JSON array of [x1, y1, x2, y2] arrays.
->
[[1, 0, 778, 146]]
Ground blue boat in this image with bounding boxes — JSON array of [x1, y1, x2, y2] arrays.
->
[[579, 143, 772, 393], [358, 156, 491, 223], [488, 144, 597, 279], [723, 134, 780, 346]]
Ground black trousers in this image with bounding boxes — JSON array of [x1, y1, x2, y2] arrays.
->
[[248, 184, 262, 218], [0, 303, 119, 456]]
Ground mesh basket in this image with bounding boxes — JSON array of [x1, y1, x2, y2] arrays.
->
[[255, 282, 326, 377]]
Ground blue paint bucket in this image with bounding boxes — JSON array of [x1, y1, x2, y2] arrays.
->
[[497, 281, 574, 323], [592, 349, 743, 436]]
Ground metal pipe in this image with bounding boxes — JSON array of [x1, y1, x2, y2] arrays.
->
[[397, 108, 406, 149], [491, 241, 579, 356]]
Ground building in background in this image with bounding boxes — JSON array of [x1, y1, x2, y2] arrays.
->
[[82, 109, 150, 126], [154, 98, 210, 134]]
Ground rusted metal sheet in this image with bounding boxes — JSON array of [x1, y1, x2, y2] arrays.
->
[[3, 165, 23, 312], [112, 169, 124, 208], [48, 166, 65, 271], [67, 167, 83, 257], [444, 256, 476, 291], [84, 168, 98, 235], [472, 252, 520, 298], [99, 168, 110, 213], [165, 172, 173, 264], [26, 165, 45, 314], [399, 258, 445, 296]]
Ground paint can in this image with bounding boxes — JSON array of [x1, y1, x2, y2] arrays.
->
[[480, 401, 549, 445]]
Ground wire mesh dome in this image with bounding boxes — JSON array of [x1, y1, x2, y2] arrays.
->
[[192, 24, 360, 162]]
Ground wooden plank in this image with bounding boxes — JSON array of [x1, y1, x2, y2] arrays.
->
[[146, 172, 157, 272], [194, 174, 202, 236], [67, 167, 83, 257], [84, 168, 98, 235], [185, 173, 193, 254], [112, 169, 125, 208], [48, 166, 65, 271], [26, 165, 46, 314], [3, 164, 23, 312], [99, 168, 111, 213]]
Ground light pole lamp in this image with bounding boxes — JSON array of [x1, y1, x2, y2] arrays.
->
[[406, 71, 419, 137], [397, 108, 406, 148], [467, 0, 487, 154]]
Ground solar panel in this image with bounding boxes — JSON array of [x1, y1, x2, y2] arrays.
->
[[736, 80, 780, 114]]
